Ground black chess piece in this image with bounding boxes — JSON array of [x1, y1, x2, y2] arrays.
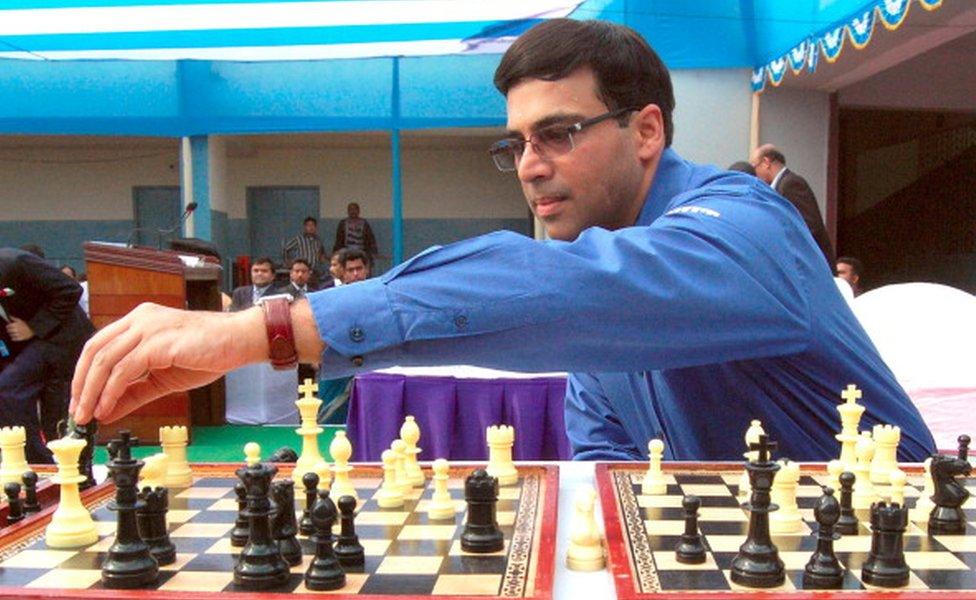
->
[[305, 489, 345, 591], [231, 482, 250, 547], [233, 461, 289, 590], [334, 495, 365, 567], [461, 469, 504, 554], [802, 487, 844, 589], [137, 486, 176, 566], [928, 453, 972, 535], [21, 472, 40, 514], [268, 447, 299, 463], [861, 501, 910, 588], [69, 420, 98, 490], [271, 480, 303, 566], [958, 435, 971, 461], [675, 495, 706, 564], [101, 431, 159, 589], [299, 472, 319, 537], [835, 471, 859, 535], [730, 434, 785, 588], [4, 482, 24, 525]]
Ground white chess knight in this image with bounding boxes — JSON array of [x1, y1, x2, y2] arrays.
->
[[769, 459, 803, 534], [139, 453, 169, 490], [566, 485, 606, 571], [739, 419, 765, 497], [641, 438, 668, 495], [486, 425, 518, 486]]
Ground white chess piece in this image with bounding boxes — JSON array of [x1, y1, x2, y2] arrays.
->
[[566, 486, 606, 571], [400, 416, 425, 487], [851, 432, 878, 509], [329, 431, 358, 506], [826, 459, 844, 491], [869, 424, 900, 488], [912, 457, 935, 524], [45, 437, 98, 548], [376, 449, 404, 508], [769, 460, 803, 533], [889, 468, 907, 507], [427, 458, 456, 520], [243, 441, 261, 466], [486, 425, 518, 486], [835, 384, 865, 472], [0, 426, 29, 485], [160, 425, 193, 487], [139, 453, 169, 490], [641, 439, 667, 495], [314, 460, 332, 492], [390, 439, 411, 494], [293, 378, 329, 483], [739, 420, 764, 497]]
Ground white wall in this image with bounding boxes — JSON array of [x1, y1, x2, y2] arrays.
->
[[670, 69, 753, 168]]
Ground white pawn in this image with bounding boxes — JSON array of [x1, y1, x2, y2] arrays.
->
[[399, 416, 425, 487], [0, 426, 29, 485], [390, 439, 411, 494], [376, 450, 404, 508], [769, 459, 802, 533], [912, 457, 935, 524], [566, 486, 606, 571], [243, 441, 261, 466], [427, 458, 456, 520], [329, 431, 358, 506], [889, 468, 907, 507], [851, 432, 878, 509], [641, 439, 667, 495], [160, 425, 193, 488], [739, 419, 764, 497]]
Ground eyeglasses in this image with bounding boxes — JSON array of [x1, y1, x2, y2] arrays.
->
[[488, 107, 639, 172]]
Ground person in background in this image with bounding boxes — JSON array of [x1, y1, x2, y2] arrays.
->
[[727, 161, 756, 176], [836, 256, 864, 297], [340, 248, 370, 285], [283, 217, 328, 287], [229, 257, 276, 311], [328, 252, 344, 288], [333, 202, 378, 261], [281, 258, 316, 298]]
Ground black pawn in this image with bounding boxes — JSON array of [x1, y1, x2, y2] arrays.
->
[[461, 469, 504, 553], [835, 472, 859, 535], [299, 472, 319, 536], [958, 435, 971, 461], [234, 462, 290, 590], [231, 482, 249, 547], [271, 480, 303, 566], [4, 482, 24, 525], [802, 487, 844, 589], [675, 495, 706, 564], [305, 489, 345, 591], [861, 501, 910, 588], [21, 472, 40, 514], [137, 486, 176, 566], [334, 495, 365, 567], [101, 431, 159, 589]]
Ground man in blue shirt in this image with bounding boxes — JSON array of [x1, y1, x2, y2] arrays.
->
[[68, 20, 935, 462]]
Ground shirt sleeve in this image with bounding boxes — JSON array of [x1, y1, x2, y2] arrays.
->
[[564, 373, 645, 461], [308, 183, 814, 378]]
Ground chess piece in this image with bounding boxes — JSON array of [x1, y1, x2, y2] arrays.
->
[[836, 384, 865, 472], [486, 425, 518, 486], [641, 439, 667, 495], [427, 458, 456, 520], [231, 482, 250, 547], [861, 501, 910, 588], [329, 432, 358, 507], [294, 378, 329, 483], [731, 434, 785, 588], [0, 426, 29, 485], [675, 495, 706, 564], [21, 471, 40, 514], [889, 469, 907, 507], [299, 472, 319, 536], [802, 487, 844, 589], [835, 471, 859, 535], [851, 432, 877, 509], [243, 441, 261, 466], [138, 453, 169, 491], [102, 431, 159, 589], [869, 425, 900, 487], [959, 434, 971, 461], [912, 457, 934, 525], [268, 447, 298, 463], [376, 449, 405, 508], [271, 480, 303, 566], [137, 486, 176, 566], [5, 482, 23, 525], [160, 425, 193, 488], [305, 489, 345, 591], [567, 486, 605, 571], [461, 469, 504, 553], [334, 495, 365, 567], [400, 416, 425, 487], [390, 439, 411, 495], [314, 460, 332, 492], [928, 453, 972, 535], [826, 459, 844, 491], [45, 436, 98, 548], [769, 459, 802, 534], [234, 461, 290, 590], [739, 419, 764, 498], [68, 420, 98, 491]]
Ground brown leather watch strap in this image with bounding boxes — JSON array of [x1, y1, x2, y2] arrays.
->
[[261, 296, 298, 370]]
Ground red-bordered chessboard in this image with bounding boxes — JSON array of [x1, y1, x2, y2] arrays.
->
[[596, 461, 976, 599], [0, 462, 558, 600]]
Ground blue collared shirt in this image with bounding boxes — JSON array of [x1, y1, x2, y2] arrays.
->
[[307, 149, 935, 462]]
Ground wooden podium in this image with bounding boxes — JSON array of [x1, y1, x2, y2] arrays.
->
[[84, 242, 225, 444]]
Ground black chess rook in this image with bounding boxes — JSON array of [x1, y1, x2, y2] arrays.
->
[[305, 489, 345, 591], [334, 495, 365, 567], [861, 501, 910, 588], [802, 486, 844, 589], [233, 462, 289, 590], [137, 486, 176, 566], [461, 469, 504, 554]]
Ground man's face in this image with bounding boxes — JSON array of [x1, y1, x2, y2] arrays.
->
[[751, 156, 775, 184], [329, 255, 344, 280], [347, 204, 360, 219], [290, 262, 311, 287], [251, 262, 274, 286], [505, 68, 651, 241], [836, 262, 859, 286], [342, 259, 368, 284], [303, 220, 317, 235]]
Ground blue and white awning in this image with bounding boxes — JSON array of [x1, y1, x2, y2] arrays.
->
[[0, 0, 582, 61]]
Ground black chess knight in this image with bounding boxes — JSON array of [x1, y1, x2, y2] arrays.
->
[[928, 453, 972, 535]]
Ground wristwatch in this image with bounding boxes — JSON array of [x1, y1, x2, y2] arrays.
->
[[255, 293, 298, 370]]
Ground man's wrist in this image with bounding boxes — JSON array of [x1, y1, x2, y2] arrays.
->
[[235, 307, 270, 364]]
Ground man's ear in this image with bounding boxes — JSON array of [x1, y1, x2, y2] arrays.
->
[[633, 104, 665, 161]]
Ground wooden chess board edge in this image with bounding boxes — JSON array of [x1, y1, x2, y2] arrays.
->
[[524, 463, 558, 600]]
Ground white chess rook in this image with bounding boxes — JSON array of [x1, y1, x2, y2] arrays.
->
[[160, 425, 193, 488], [399, 416, 426, 487], [769, 460, 803, 534], [293, 379, 329, 483], [869, 424, 901, 486], [0, 426, 29, 485], [45, 437, 98, 548], [486, 425, 518, 486]]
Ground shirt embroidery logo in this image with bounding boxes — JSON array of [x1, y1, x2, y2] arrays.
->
[[666, 206, 721, 218]]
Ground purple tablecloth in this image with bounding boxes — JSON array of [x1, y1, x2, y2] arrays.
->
[[346, 372, 571, 462]]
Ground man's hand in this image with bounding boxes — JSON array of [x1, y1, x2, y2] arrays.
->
[[6, 317, 34, 342], [70, 303, 268, 425]]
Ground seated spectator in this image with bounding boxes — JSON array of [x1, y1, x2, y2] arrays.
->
[[229, 257, 276, 311], [340, 248, 370, 285], [836, 256, 864, 297]]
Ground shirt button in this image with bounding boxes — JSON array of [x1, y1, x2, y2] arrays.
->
[[351, 356, 364, 367], [349, 327, 365, 342], [454, 315, 468, 329]]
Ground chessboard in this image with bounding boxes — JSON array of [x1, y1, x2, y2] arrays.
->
[[596, 462, 976, 599], [0, 462, 557, 599]]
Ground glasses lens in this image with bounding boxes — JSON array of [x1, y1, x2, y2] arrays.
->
[[533, 126, 574, 158], [489, 140, 519, 172]]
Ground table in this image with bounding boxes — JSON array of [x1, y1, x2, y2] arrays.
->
[[224, 363, 299, 425], [346, 366, 571, 462]]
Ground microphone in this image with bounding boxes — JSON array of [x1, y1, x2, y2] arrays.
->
[[126, 202, 199, 248]]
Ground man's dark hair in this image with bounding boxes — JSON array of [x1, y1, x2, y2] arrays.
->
[[290, 258, 310, 269], [760, 148, 786, 165], [837, 256, 863, 277], [19, 243, 45, 258], [728, 161, 756, 176], [341, 247, 368, 268], [303, 216, 317, 225], [494, 19, 675, 146], [252, 256, 274, 269]]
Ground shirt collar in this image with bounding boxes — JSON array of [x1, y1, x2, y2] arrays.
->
[[770, 167, 788, 190], [635, 148, 696, 227]]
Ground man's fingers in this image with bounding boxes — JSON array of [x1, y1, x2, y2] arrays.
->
[[74, 329, 144, 424], [93, 379, 166, 423], [71, 315, 134, 409]]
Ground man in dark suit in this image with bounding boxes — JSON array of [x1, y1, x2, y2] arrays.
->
[[229, 257, 276, 311], [280, 258, 317, 298], [0, 247, 95, 463], [752, 144, 835, 268]]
